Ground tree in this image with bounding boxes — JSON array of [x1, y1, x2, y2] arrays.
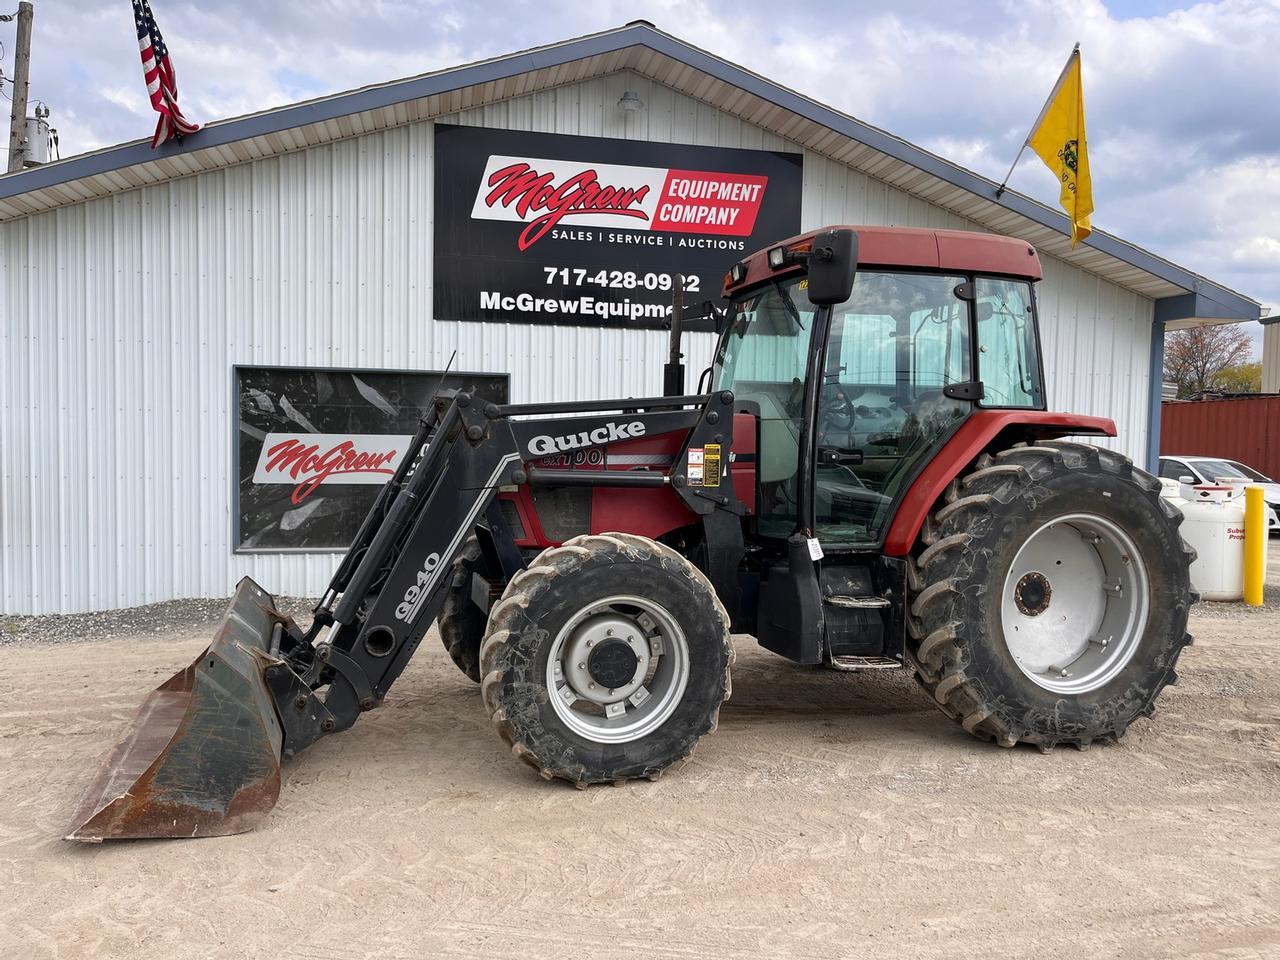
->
[[1214, 361, 1262, 394], [1163, 325, 1254, 397]]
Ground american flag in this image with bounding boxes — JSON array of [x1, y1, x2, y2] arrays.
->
[[133, 0, 200, 148]]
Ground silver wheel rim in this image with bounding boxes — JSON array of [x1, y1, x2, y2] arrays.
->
[[1001, 513, 1150, 694], [545, 594, 690, 744]]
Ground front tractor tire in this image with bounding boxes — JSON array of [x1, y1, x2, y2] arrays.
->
[[480, 533, 733, 786], [907, 441, 1194, 751]]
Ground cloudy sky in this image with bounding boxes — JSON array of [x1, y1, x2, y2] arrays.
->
[[6, 0, 1277, 351]]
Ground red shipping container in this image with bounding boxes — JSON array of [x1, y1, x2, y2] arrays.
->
[[1160, 397, 1280, 481]]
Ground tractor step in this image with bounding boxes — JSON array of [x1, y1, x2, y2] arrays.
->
[[824, 595, 890, 609], [822, 589, 892, 661], [829, 655, 901, 671]]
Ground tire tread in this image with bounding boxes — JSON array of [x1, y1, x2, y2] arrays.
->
[[906, 440, 1195, 750], [480, 532, 732, 786]]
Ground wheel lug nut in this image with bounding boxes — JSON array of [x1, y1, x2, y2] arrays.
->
[[577, 662, 586, 670], [587, 639, 595, 647], [588, 682, 596, 689], [606, 629, 614, 636]]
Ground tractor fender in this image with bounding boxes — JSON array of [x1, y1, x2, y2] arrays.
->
[[882, 411, 1116, 556]]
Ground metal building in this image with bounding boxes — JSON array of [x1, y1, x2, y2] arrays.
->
[[1263, 317, 1280, 392], [0, 23, 1261, 614]]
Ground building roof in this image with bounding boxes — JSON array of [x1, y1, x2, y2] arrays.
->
[[0, 21, 1259, 324]]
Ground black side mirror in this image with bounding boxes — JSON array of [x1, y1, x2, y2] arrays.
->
[[711, 301, 730, 337], [976, 302, 994, 323], [806, 229, 858, 305]]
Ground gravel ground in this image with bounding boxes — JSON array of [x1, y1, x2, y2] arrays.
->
[[2, 547, 1280, 960], [0, 596, 319, 645], [1186, 583, 1280, 619], [0, 554, 1277, 960]]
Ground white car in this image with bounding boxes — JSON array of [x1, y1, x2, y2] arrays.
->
[[1159, 455, 1280, 532]]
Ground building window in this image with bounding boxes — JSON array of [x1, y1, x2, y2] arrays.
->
[[234, 365, 509, 552]]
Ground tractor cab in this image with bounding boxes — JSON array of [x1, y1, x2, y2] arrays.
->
[[716, 227, 1045, 551]]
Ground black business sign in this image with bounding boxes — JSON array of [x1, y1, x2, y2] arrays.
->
[[433, 124, 803, 331], [234, 365, 508, 552]]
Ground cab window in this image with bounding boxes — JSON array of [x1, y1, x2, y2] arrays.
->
[[814, 272, 971, 545], [713, 278, 817, 538], [976, 278, 1042, 408]]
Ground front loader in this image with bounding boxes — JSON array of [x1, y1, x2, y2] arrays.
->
[[67, 225, 1194, 841]]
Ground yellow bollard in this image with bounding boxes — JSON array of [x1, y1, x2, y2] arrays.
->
[[1244, 486, 1266, 607]]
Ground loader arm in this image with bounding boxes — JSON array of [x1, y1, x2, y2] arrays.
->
[[308, 389, 741, 732], [307, 395, 525, 733]]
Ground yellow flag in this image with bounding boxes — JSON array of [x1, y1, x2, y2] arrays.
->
[[1027, 48, 1092, 246]]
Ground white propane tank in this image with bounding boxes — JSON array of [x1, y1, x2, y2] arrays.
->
[[1177, 482, 1247, 601]]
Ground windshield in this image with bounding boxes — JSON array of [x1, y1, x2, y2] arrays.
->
[[713, 277, 816, 406], [712, 272, 969, 413], [1227, 460, 1271, 482], [712, 279, 817, 537], [1194, 459, 1252, 482]]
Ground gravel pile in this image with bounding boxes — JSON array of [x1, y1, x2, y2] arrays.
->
[[0, 596, 320, 645]]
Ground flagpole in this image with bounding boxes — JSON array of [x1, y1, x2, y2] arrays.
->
[[995, 42, 1080, 199]]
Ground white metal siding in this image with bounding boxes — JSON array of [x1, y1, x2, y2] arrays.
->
[[1263, 324, 1280, 394], [0, 72, 1154, 613]]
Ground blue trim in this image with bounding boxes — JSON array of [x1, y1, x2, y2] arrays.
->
[[1154, 293, 1197, 324], [1154, 290, 1255, 324], [1147, 316, 1166, 472], [0, 23, 1261, 322]]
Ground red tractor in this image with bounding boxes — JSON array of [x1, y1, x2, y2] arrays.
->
[[68, 226, 1194, 841]]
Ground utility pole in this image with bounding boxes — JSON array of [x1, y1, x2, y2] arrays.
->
[[6, 1, 33, 172]]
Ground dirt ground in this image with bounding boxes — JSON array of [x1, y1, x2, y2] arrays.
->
[[2, 560, 1279, 960]]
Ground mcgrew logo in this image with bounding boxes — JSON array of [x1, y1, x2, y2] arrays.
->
[[253, 433, 404, 504], [484, 161, 650, 250], [471, 154, 768, 251], [527, 421, 646, 456]]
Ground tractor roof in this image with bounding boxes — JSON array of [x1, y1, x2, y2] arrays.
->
[[725, 226, 1042, 297]]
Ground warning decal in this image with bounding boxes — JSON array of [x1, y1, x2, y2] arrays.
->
[[687, 447, 705, 485], [703, 443, 721, 487]]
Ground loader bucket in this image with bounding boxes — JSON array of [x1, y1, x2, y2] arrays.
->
[[65, 578, 288, 842]]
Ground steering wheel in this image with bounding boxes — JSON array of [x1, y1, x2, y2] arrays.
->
[[820, 381, 856, 432]]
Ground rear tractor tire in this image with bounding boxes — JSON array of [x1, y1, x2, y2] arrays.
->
[[907, 441, 1195, 751], [480, 533, 733, 786]]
